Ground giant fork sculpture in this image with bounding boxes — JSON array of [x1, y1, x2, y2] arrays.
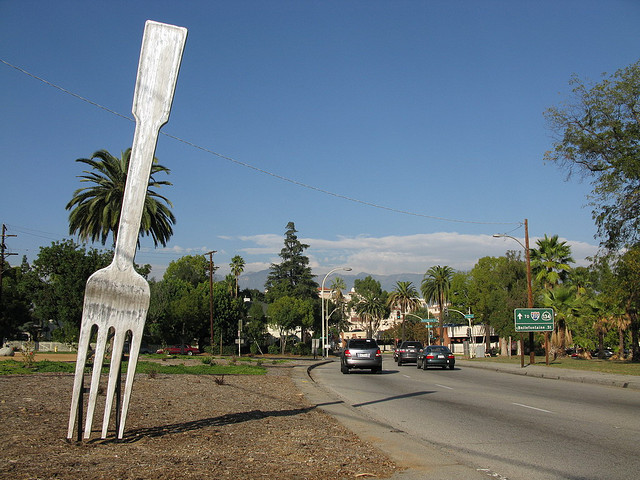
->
[[67, 20, 187, 440]]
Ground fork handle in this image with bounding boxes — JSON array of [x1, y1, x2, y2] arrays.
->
[[114, 21, 187, 269]]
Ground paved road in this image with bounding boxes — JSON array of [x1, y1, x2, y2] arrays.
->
[[295, 358, 640, 480]]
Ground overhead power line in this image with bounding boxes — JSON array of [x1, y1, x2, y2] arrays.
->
[[2, 58, 518, 226]]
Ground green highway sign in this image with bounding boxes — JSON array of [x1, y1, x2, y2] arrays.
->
[[514, 308, 554, 332]]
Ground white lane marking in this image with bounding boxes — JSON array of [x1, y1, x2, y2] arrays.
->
[[477, 468, 509, 479], [435, 384, 453, 390], [512, 402, 552, 413], [402, 374, 411, 378]]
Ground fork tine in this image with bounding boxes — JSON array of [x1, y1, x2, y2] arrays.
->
[[117, 324, 145, 439], [101, 327, 127, 438], [83, 324, 109, 439], [67, 321, 93, 439]]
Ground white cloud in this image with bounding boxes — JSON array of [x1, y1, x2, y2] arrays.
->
[[163, 232, 600, 279]]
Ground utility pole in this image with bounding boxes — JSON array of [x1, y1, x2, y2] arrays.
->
[[204, 251, 217, 355], [1, 224, 18, 344]]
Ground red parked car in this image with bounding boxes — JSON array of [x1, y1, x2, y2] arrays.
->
[[156, 344, 199, 355]]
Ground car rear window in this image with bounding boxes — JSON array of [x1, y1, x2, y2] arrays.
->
[[402, 341, 423, 348], [348, 339, 378, 349], [428, 346, 450, 353]]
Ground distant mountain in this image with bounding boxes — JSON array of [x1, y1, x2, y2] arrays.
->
[[238, 270, 424, 293]]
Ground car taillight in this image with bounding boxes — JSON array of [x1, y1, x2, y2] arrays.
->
[[344, 349, 351, 357], [426, 354, 434, 359], [375, 349, 381, 357], [398, 349, 406, 353], [448, 354, 455, 359]]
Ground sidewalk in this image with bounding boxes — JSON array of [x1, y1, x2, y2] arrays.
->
[[456, 358, 640, 390]]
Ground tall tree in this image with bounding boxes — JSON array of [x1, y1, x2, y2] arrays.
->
[[230, 255, 245, 298], [613, 245, 640, 362], [265, 222, 318, 302], [355, 291, 386, 338], [348, 276, 389, 338], [66, 148, 175, 247], [0, 257, 34, 344], [267, 296, 314, 353], [421, 266, 454, 345], [164, 255, 208, 287], [544, 60, 640, 250], [542, 285, 580, 357], [30, 240, 113, 342], [468, 255, 528, 353], [327, 277, 348, 340], [530, 234, 574, 290], [387, 281, 420, 343]]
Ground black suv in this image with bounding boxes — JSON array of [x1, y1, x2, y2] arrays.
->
[[396, 341, 423, 365]]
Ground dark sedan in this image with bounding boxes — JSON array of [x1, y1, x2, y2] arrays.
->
[[417, 345, 455, 370], [396, 341, 423, 366]]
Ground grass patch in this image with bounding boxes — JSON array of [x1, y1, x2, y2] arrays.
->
[[0, 360, 75, 374], [135, 361, 265, 375], [0, 360, 266, 376], [467, 355, 640, 376]]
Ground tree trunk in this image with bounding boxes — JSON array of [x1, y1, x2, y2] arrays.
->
[[484, 323, 490, 354], [499, 337, 508, 357], [629, 309, 639, 363]]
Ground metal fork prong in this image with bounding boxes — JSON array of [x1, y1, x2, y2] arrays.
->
[[83, 325, 109, 438], [117, 325, 144, 439], [101, 328, 127, 438], [67, 322, 93, 439]]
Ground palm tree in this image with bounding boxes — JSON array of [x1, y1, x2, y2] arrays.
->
[[388, 281, 420, 343], [355, 291, 386, 338], [230, 255, 245, 298], [421, 266, 454, 345], [328, 277, 347, 339], [611, 314, 630, 359], [530, 234, 574, 291], [66, 149, 175, 248], [542, 285, 579, 358]]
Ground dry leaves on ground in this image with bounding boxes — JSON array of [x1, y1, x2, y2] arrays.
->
[[0, 361, 397, 480]]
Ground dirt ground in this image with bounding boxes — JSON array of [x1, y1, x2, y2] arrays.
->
[[0, 355, 398, 480]]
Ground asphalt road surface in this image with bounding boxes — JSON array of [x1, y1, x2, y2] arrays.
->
[[310, 360, 640, 480]]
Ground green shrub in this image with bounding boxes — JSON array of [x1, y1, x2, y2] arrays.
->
[[290, 342, 311, 355], [268, 344, 279, 354]]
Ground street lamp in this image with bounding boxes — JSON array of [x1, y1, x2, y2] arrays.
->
[[321, 266, 352, 358], [493, 218, 535, 367]]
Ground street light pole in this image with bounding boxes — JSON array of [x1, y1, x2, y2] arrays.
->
[[493, 218, 536, 367], [321, 266, 352, 358]]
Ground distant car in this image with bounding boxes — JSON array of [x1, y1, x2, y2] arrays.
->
[[341, 338, 382, 374], [396, 341, 423, 366], [591, 348, 614, 359], [417, 345, 455, 370], [157, 344, 199, 356]]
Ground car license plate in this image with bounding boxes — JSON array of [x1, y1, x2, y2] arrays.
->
[[357, 353, 369, 358], [408, 349, 415, 352], [438, 354, 445, 359]]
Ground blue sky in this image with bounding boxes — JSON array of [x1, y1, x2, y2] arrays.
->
[[2, 1, 639, 281]]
